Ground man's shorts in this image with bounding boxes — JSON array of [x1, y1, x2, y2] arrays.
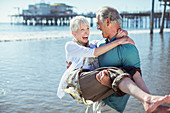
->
[[78, 66, 136, 102]]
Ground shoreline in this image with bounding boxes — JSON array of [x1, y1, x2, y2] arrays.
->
[[0, 28, 170, 42]]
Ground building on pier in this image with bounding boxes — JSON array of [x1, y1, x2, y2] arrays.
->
[[50, 3, 73, 14], [11, 2, 80, 26]]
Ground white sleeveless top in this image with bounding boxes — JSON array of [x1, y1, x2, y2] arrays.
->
[[57, 40, 99, 98]]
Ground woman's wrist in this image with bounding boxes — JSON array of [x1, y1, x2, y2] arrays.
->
[[111, 40, 120, 46]]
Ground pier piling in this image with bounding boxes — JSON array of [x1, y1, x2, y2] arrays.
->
[[160, 1, 167, 33], [150, 0, 155, 34]]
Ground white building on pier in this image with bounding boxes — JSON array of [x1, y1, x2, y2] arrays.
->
[[22, 3, 74, 15]]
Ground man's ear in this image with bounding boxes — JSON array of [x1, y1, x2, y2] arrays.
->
[[106, 18, 111, 26], [72, 31, 76, 37]]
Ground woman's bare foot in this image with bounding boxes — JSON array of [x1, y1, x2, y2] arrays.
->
[[143, 95, 170, 113], [153, 105, 170, 113], [96, 70, 112, 88]]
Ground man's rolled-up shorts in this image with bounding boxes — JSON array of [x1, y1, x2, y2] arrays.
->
[[78, 66, 137, 102]]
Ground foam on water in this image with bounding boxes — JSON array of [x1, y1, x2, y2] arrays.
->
[[0, 25, 169, 42], [128, 28, 170, 34], [0, 30, 72, 42]]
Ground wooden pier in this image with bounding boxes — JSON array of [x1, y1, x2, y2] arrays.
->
[[10, 13, 96, 27], [120, 11, 170, 29], [10, 11, 170, 29]]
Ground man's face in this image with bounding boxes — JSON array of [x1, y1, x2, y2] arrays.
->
[[96, 16, 109, 38], [73, 23, 89, 46]]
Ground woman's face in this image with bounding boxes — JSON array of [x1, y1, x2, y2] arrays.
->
[[73, 22, 89, 46]]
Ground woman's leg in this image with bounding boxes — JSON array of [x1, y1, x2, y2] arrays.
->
[[79, 68, 114, 102], [118, 77, 169, 113], [133, 71, 150, 94], [96, 70, 170, 113]]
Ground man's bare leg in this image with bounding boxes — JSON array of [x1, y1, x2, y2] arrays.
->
[[96, 71, 170, 113]]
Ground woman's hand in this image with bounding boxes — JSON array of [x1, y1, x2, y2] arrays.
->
[[116, 36, 135, 45], [116, 29, 128, 38]]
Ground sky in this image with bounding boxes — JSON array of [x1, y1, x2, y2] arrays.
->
[[0, 0, 169, 23]]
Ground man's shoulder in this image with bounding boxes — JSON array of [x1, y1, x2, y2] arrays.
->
[[120, 43, 135, 47], [119, 44, 138, 52], [119, 44, 140, 67], [119, 44, 139, 59]]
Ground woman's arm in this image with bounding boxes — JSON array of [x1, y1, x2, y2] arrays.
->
[[66, 30, 134, 58], [116, 29, 128, 38], [94, 36, 135, 56], [94, 29, 133, 57]]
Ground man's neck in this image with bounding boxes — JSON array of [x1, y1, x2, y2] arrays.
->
[[107, 25, 120, 42], [108, 33, 117, 42]]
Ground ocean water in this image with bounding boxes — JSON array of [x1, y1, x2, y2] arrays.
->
[[0, 23, 169, 113]]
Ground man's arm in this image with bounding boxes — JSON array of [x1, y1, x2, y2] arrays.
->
[[121, 44, 140, 68], [121, 44, 150, 94]]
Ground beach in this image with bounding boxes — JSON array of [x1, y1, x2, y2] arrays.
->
[[0, 23, 169, 113]]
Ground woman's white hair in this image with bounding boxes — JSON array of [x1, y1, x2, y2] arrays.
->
[[96, 6, 122, 26], [70, 16, 89, 32]]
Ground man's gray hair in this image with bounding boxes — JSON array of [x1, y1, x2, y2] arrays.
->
[[96, 6, 122, 26], [70, 16, 89, 32]]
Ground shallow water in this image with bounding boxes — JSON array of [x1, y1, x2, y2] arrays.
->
[[0, 24, 169, 113]]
